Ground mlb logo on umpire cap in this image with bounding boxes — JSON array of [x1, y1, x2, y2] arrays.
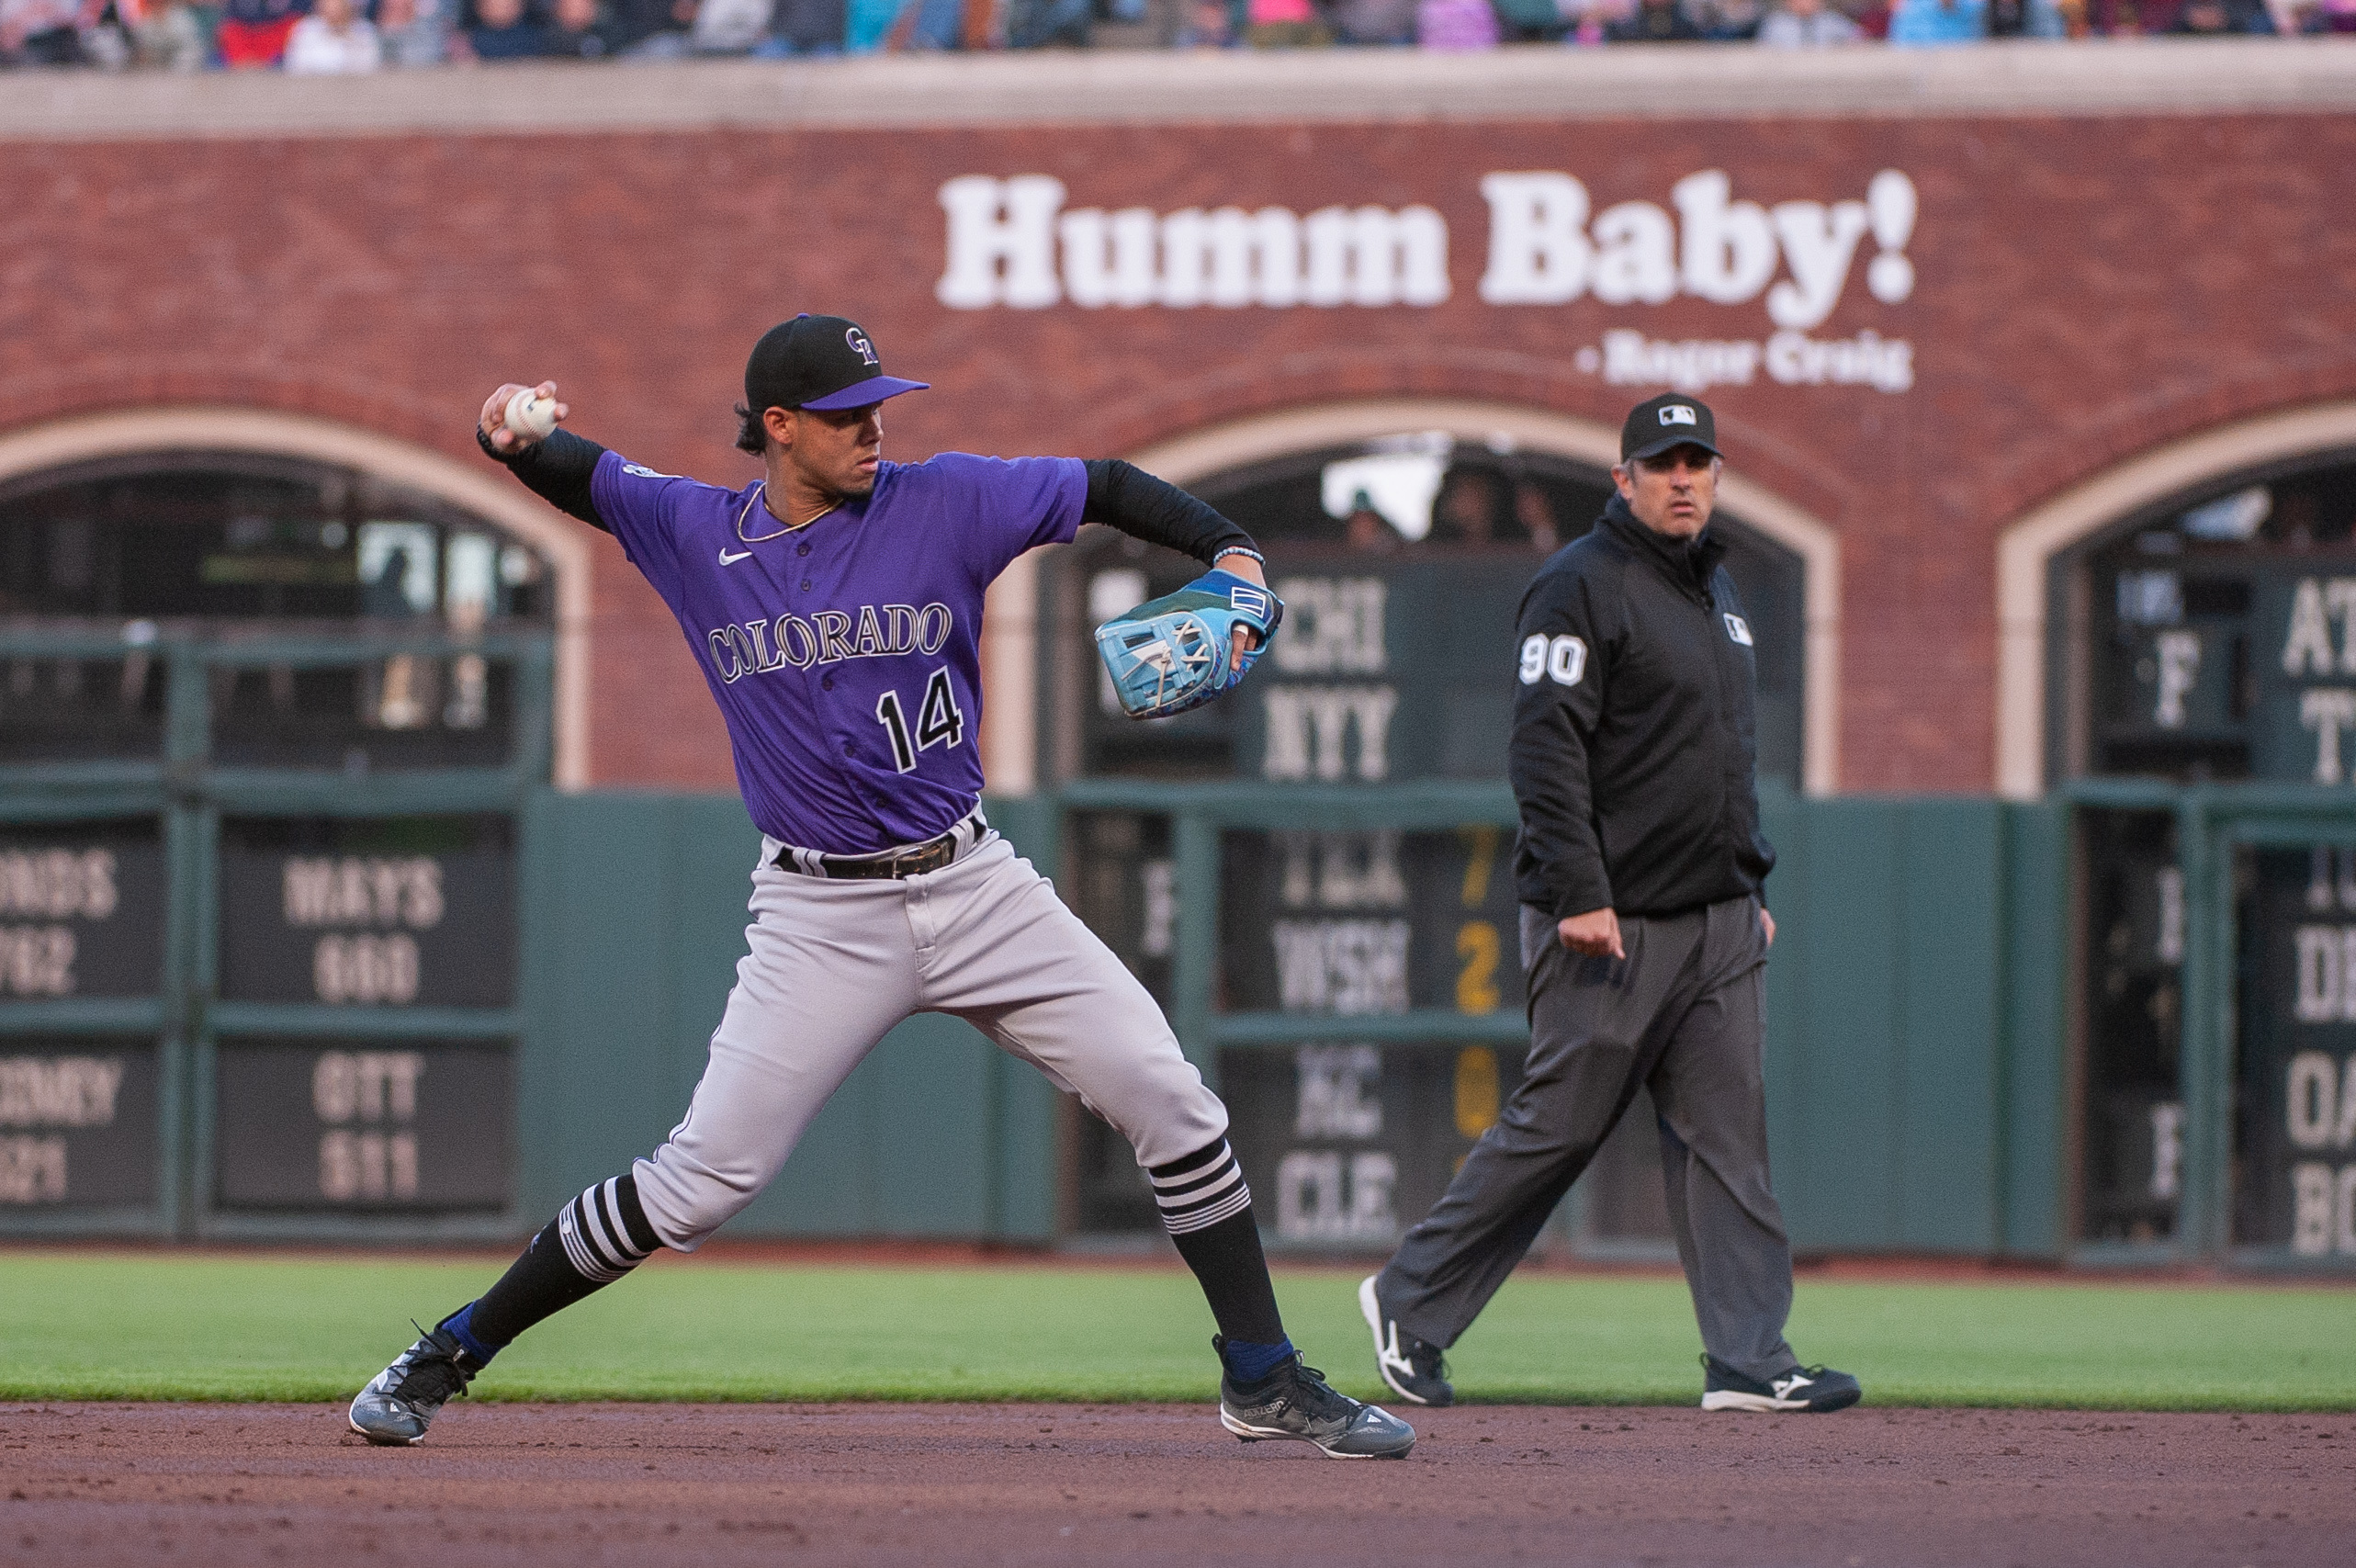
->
[[1620, 391, 1724, 462]]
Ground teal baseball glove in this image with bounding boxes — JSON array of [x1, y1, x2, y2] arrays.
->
[[1093, 569, 1284, 720]]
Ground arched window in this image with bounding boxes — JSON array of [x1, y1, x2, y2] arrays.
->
[[2027, 434, 2356, 1255], [0, 449, 558, 774], [0, 452, 556, 626], [2049, 451, 2356, 785]]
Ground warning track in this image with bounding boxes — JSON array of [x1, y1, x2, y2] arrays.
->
[[3, 1401, 2347, 1566]]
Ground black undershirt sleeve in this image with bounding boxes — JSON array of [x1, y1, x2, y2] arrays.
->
[[1082, 458, 1256, 567], [478, 425, 610, 532]]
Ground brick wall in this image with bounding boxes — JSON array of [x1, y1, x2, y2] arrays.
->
[[5, 102, 2351, 792]]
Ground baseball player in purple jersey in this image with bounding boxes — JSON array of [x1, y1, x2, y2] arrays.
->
[[346, 315, 1415, 1460]]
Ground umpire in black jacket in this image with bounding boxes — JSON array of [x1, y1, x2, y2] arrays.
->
[[1359, 393, 1859, 1416]]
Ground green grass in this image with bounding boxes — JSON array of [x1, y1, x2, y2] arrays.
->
[[1, 1251, 2350, 1410]]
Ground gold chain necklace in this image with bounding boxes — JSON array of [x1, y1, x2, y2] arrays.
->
[[736, 481, 838, 545]]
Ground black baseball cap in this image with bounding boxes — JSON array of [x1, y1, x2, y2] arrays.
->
[[744, 314, 930, 414], [1619, 392, 1723, 462]]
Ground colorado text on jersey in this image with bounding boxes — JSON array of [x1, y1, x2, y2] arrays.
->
[[705, 603, 955, 683]]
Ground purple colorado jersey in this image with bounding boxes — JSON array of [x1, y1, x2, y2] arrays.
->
[[592, 448, 1084, 855]]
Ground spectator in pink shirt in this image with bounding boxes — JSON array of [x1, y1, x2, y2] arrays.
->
[[1418, 0, 1500, 44], [1246, 0, 1330, 43]]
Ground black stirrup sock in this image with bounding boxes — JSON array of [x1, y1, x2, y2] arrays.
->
[[458, 1173, 661, 1354], [1151, 1138, 1287, 1346]]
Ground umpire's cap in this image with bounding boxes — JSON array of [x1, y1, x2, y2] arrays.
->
[[746, 314, 930, 414], [1619, 392, 1723, 463]]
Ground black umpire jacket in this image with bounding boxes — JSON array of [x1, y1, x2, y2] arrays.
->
[[1509, 493, 1775, 920]]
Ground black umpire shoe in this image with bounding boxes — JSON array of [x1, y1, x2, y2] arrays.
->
[[1358, 1275, 1454, 1407], [348, 1322, 485, 1445], [1699, 1354, 1862, 1413], [1215, 1337, 1417, 1459]]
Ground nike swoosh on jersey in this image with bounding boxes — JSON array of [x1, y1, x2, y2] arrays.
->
[[718, 547, 752, 565]]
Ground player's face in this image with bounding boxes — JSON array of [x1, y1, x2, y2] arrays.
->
[[787, 403, 885, 500], [1612, 446, 1719, 539]]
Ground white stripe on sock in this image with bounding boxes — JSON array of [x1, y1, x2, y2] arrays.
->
[[1164, 1181, 1254, 1235], [557, 1183, 638, 1284], [555, 1201, 610, 1282], [1149, 1145, 1234, 1190], [594, 1179, 653, 1262], [1152, 1143, 1253, 1235], [1156, 1163, 1244, 1220], [580, 1179, 638, 1272]]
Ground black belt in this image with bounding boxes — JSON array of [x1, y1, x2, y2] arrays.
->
[[775, 812, 982, 880]]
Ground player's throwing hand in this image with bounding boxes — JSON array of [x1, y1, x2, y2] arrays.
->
[[479, 380, 567, 453]]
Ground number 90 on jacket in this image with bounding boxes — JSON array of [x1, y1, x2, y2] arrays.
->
[[1517, 633, 1587, 688]]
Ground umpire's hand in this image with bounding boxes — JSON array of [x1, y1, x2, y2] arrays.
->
[[479, 380, 568, 453], [1561, 906, 1774, 958], [1559, 908, 1624, 961]]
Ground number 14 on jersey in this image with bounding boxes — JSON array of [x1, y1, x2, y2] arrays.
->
[[874, 668, 965, 773]]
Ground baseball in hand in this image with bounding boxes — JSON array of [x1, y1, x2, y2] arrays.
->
[[504, 387, 558, 442]]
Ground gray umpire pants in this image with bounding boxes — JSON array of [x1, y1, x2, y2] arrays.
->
[[1374, 894, 1799, 1381]]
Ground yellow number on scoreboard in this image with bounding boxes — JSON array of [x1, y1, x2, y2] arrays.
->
[[1455, 919, 1501, 1015]]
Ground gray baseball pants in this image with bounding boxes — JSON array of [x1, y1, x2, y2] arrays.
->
[[1374, 894, 1799, 1381], [632, 832, 1229, 1250]]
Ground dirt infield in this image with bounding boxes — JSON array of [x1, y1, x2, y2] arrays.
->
[[3, 1402, 2347, 1567]]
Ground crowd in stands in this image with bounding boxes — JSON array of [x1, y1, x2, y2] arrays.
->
[[2, 0, 2340, 73]]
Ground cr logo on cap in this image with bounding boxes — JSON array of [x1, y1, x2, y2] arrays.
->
[[847, 329, 879, 367], [1660, 405, 1698, 426]]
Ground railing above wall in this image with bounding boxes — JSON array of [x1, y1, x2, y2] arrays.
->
[[0, 628, 554, 804]]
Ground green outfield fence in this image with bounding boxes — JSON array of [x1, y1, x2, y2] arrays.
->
[[476, 783, 2076, 1259], [8, 708, 2355, 1270]]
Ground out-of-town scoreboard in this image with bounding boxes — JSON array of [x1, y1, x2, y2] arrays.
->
[[0, 825, 167, 1207], [0, 613, 546, 1237], [1215, 825, 1529, 1248]]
